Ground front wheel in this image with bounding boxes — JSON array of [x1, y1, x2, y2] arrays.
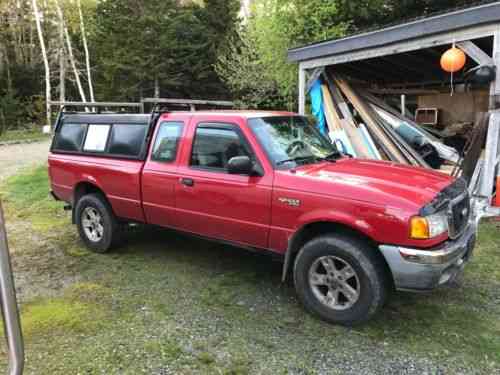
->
[[75, 193, 119, 253], [293, 234, 389, 325]]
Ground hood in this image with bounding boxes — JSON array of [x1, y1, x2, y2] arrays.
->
[[274, 158, 454, 212]]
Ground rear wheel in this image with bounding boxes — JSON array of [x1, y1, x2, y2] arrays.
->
[[293, 233, 389, 325], [75, 194, 119, 253]]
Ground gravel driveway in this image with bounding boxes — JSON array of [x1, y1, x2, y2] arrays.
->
[[0, 140, 51, 181]]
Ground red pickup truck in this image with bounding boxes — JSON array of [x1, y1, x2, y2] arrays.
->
[[48, 110, 476, 325]]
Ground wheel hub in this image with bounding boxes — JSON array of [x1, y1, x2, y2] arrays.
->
[[309, 255, 361, 311], [81, 207, 104, 243]]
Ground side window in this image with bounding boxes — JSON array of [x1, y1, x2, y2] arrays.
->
[[190, 125, 250, 171], [108, 124, 148, 157], [151, 121, 183, 162], [83, 124, 111, 152], [53, 123, 87, 152]]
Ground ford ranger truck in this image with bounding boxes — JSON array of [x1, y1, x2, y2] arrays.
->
[[48, 111, 476, 325]]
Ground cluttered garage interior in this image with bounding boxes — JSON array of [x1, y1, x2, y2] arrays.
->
[[288, 1, 500, 221]]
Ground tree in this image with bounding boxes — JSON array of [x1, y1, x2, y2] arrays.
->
[[31, 0, 51, 126], [77, 0, 94, 102], [55, 0, 87, 103], [337, 0, 480, 32], [217, 0, 347, 110], [90, 0, 240, 101]]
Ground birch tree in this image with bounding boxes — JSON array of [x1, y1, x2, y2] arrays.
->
[[31, 0, 51, 126], [77, 0, 94, 102], [55, 0, 87, 102], [58, 10, 66, 102]]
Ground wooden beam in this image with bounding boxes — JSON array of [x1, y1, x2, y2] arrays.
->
[[305, 67, 325, 94], [299, 65, 306, 115], [456, 40, 494, 66], [367, 88, 441, 95], [489, 27, 500, 110], [480, 111, 500, 197]]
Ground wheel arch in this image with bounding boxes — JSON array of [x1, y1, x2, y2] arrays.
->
[[72, 181, 112, 224], [281, 221, 394, 288]]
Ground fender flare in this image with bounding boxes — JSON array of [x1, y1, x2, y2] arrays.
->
[[281, 213, 377, 282]]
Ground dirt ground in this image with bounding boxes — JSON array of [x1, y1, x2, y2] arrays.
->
[[0, 140, 52, 181]]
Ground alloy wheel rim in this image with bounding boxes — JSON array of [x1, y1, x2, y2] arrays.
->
[[308, 255, 360, 311], [81, 207, 104, 242]]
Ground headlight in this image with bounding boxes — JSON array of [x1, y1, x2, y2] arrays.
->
[[410, 211, 448, 239]]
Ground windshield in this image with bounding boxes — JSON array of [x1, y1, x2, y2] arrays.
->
[[248, 116, 337, 168]]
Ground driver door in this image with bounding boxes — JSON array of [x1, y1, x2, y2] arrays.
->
[[175, 121, 272, 249]]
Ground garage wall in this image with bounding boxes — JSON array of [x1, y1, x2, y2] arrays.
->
[[417, 89, 488, 127]]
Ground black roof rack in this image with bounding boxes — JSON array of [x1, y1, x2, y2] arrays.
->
[[49, 101, 144, 114]]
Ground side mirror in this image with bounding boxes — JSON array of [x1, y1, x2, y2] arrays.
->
[[227, 156, 253, 175]]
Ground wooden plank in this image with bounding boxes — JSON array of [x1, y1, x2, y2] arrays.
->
[[372, 104, 430, 167], [321, 85, 341, 131], [456, 40, 494, 66], [333, 75, 409, 164], [324, 74, 353, 122], [480, 111, 500, 198], [322, 81, 372, 159]]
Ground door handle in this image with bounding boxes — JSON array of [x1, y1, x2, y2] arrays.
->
[[180, 178, 194, 187]]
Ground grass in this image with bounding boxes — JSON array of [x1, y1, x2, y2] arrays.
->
[[0, 129, 49, 143], [0, 165, 499, 374]]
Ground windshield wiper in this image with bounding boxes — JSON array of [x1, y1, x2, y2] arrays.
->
[[276, 156, 317, 166], [318, 151, 343, 162]]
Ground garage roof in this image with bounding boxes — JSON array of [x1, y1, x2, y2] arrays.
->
[[288, 2, 500, 63]]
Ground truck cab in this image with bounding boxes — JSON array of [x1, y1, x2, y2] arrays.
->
[[48, 109, 476, 325]]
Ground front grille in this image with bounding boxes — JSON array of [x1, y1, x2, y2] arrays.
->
[[448, 193, 470, 239]]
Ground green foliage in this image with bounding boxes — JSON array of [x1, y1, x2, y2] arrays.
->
[[218, 0, 348, 110], [0, 0, 486, 128], [90, 0, 240, 100], [338, 0, 481, 32], [217, 0, 480, 110]]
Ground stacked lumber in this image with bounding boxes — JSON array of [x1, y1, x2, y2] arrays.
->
[[318, 72, 458, 169]]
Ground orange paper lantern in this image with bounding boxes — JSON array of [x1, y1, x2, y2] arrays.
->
[[440, 47, 466, 73]]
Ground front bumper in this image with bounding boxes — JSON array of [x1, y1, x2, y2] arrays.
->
[[379, 223, 476, 291]]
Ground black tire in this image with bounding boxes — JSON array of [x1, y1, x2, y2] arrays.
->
[[75, 193, 120, 253], [293, 233, 389, 326]]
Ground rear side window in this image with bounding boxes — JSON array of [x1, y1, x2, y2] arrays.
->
[[151, 122, 183, 162], [108, 124, 148, 157], [53, 121, 149, 159], [53, 123, 87, 151], [83, 124, 111, 152], [190, 126, 250, 171]]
